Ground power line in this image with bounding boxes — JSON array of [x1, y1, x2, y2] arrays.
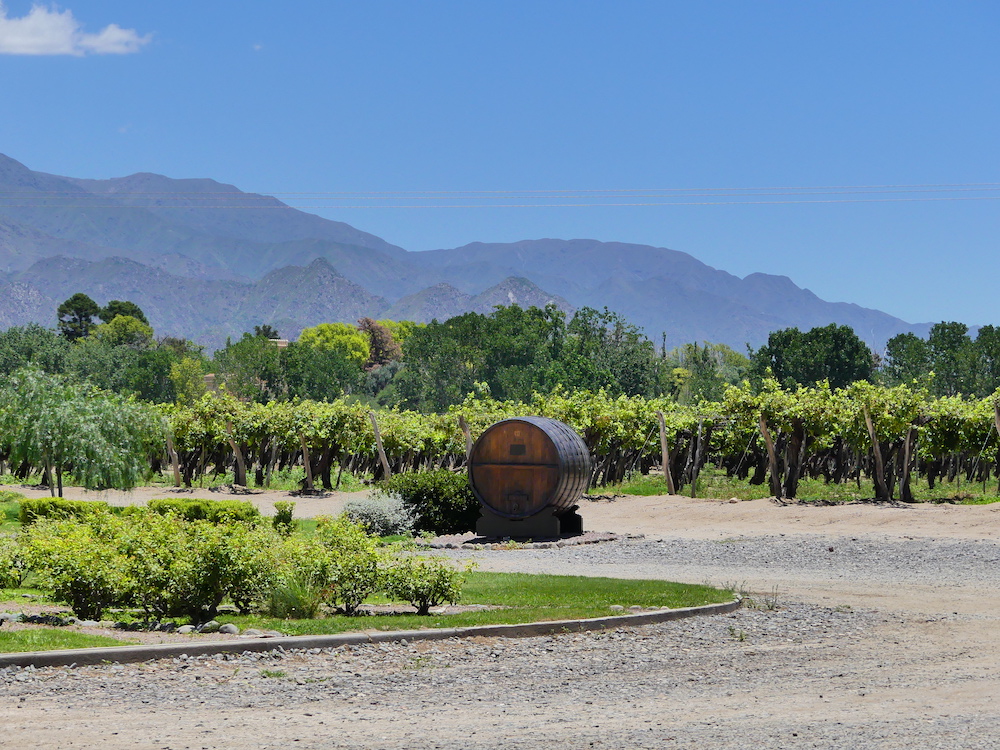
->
[[4, 195, 1000, 208], [2, 181, 1000, 197]]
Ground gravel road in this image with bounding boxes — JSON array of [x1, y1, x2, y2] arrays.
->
[[2, 495, 999, 749]]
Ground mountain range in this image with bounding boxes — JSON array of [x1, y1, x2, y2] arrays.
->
[[0, 153, 930, 352]]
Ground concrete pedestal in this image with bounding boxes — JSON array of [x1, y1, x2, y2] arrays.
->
[[475, 506, 583, 539]]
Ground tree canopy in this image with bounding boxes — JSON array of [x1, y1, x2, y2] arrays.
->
[[750, 323, 874, 390], [57, 293, 101, 342]]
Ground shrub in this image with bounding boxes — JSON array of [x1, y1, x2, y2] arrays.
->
[[272, 500, 296, 536], [19, 497, 110, 525], [315, 516, 382, 615], [380, 470, 479, 535], [342, 494, 414, 537], [0, 535, 29, 588], [147, 497, 260, 525], [268, 537, 332, 619], [382, 555, 467, 615], [22, 516, 131, 620], [162, 520, 278, 622]]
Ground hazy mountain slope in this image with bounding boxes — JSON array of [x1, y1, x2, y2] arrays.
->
[[16, 256, 244, 344], [234, 258, 388, 340], [468, 277, 574, 317], [410, 239, 721, 297], [385, 277, 575, 323], [67, 171, 407, 258], [411, 238, 927, 349], [383, 283, 473, 322], [0, 154, 416, 285]]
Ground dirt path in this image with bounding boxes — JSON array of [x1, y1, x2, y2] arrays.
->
[[2, 489, 999, 748]]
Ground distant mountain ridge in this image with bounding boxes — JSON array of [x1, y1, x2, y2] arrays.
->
[[0, 153, 931, 351]]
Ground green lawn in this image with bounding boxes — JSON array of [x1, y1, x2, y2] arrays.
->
[[224, 571, 733, 636], [0, 629, 136, 653]]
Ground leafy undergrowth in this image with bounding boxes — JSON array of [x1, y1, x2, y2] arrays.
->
[[145, 467, 371, 493], [226, 572, 733, 637], [0, 496, 21, 533], [608, 467, 1000, 504], [0, 629, 136, 653]]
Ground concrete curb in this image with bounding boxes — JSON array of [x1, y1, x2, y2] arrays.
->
[[0, 597, 742, 669]]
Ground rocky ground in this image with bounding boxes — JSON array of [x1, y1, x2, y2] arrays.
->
[[2, 490, 999, 748]]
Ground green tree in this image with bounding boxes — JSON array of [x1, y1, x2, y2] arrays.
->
[[0, 324, 70, 376], [0, 368, 164, 496], [881, 332, 931, 387], [665, 342, 749, 403], [974, 325, 1000, 397], [253, 324, 280, 339], [170, 357, 209, 405], [99, 300, 149, 326], [282, 340, 363, 401], [57, 293, 101, 342], [213, 333, 285, 403], [298, 323, 370, 367], [750, 324, 874, 390], [927, 321, 976, 397], [563, 307, 660, 397], [91, 315, 155, 350]]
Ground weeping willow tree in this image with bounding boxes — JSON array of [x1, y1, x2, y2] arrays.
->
[[0, 367, 165, 496]]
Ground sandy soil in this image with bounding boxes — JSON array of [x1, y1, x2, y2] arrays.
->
[[3, 486, 1000, 748]]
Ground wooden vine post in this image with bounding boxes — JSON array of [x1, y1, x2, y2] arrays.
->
[[782, 418, 805, 500], [264, 437, 278, 488], [458, 415, 474, 464], [165, 434, 182, 487], [299, 434, 314, 491], [689, 420, 705, 498], [655, 411, 676, 495], [225, 421, 247, 487], [899, 425, 916, 503], [758, 414, 783, 499], [369, 411, 392, 480], [863, 406, 890, 501]]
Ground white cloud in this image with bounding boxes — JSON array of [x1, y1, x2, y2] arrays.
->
[[0, 3, 150, 56]]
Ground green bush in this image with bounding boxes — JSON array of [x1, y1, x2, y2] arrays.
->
[[342, 494, 414, 537], [0, 535, 29, 588], [382, 555, 467, 615], [23, 515, 131, 620], [380, 470, 479, 535], [156, 519, 278, 622], [22, 509, 279, 623], [19, 497, 110, 525], [268, 537, 332, 619], [272, 500, 296, 536], [147, 497, 260, 525], [315, 516, 382, 615]]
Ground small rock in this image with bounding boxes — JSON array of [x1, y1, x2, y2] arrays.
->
[[609, 605, 625, 612], [242, 628, 264, 637], [198, 620, 221, 634], [628, 605, 644, 612], [77, 620, 100, 627], [219, 623, 240, 635], [177, 625, 196, 634], [0, 612, 19, 623]]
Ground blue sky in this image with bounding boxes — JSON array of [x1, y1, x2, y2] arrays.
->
[[2, 1, 998, 326]]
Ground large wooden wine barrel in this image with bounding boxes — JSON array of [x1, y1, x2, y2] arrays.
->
[[469, 417, 592, 520]]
